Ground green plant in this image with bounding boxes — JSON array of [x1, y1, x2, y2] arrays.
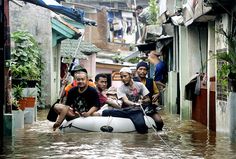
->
[[148, 0, 160, 25], [112, 53, 124, 63], [214, 29, 236, 91], [128, 57, 140, 64], [11, 30, 41, 81], [12, 85, 24, 100]]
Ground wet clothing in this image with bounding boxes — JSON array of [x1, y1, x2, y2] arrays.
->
[[66, 86, 100, 113], [117, 81, 149, 107], [102, 107, 148, 134], [97, 90, 108, 106], [103, 81, 150, 133], [133, 77, 159, 99]]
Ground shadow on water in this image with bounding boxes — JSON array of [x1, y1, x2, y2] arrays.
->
[[1, 109, 236, 159]]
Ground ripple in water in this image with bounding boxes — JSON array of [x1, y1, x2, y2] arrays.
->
[[1, 109, 236, 159]]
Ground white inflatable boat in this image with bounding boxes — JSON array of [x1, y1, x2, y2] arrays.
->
[[59, 116, 156, 133]]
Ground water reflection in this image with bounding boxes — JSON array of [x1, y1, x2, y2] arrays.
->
[[1, 109, 236, 159]]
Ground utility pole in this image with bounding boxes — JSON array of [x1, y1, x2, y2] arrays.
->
[[0, 0, 4, 149], [1, 0, 12, 143], [4, 0, 11, 115]]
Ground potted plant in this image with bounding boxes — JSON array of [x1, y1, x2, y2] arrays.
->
[[145, 0, 162, 42], [24, 89, 37, 108], [112, 52, 124, 64], [11, 95, 25, 129], [12, 84, 26, 111], [11, 30, 42, 108], [147, 0, 159, 25], [214, 29, 236, 92]]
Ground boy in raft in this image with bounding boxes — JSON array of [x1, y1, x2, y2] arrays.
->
[[93, 74, 121, 115]]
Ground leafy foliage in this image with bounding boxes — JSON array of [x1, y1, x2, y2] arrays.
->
[[128, 57, 140, 64], [112, 53, 124, 63], [11, 31, 42, 81], [148, 0, 160, 25], [12, 84, 24, 100], [214, 29, 236, 90]]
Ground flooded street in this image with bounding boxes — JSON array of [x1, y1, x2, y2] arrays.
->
[[1, 109, 236, 159]]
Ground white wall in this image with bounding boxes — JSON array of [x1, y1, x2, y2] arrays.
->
[[80, 54, 96, 80], [215, 14, 230, 133], [96, 68, 112, 74], [179, 24, 208, 120], [179, 26, 192, 120], [10, 2, 53, 106]]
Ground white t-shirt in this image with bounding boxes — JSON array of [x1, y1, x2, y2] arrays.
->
[[117, 81, 149, 103]]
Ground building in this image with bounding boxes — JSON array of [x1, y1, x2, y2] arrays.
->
[[155, 0, 235, 134]]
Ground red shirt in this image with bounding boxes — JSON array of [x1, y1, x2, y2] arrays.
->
[[97, 91, 107, 106]]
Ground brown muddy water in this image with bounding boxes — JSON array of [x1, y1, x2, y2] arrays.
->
[[1, 109, 236, 159]]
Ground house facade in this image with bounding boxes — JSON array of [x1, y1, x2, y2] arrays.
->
[[9, 1, 91, 106], [156, 0, 236, 134], [65, 1, 142, 85]]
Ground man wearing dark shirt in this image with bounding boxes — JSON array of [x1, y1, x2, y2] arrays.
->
[[53, 70, 100, 131], [148, 50, 166, 85], [148, 50, 167, 105]]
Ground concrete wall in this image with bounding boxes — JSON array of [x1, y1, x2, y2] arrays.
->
[[88, 9, 130, 52], [215, 14, 230, 133], [80, 54, 96, 79], [85, 9, 107, 45], [179, 24, 208, 120], [166, 71, 178, 114], [188, 25, 208, 74], [51, 45, 60, 105], [96, 68, 113, 74], [207, 21, 216, 129], [179, 26, 192, 120], [10, 2, 53, 106], [229, 92, 236, 142]]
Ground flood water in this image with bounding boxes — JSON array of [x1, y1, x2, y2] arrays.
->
[[1, 109, 236, 159]]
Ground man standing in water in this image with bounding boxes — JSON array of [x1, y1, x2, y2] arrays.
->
[[53, 70, 100, 131], [148, 50, 167, 105]]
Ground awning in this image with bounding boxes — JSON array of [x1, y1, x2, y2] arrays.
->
[[156, 35, 173, 52], [182, 0, 212, 26], [51, 18, 81, 47], [136, 35, 173, 53]]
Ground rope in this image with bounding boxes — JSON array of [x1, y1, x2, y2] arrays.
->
[[139, 103, 181, 159]]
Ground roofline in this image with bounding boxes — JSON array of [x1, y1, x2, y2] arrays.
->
[[61, 2, 100, 10], [52, 15, 82, 35], [96, 62, 135, 67]]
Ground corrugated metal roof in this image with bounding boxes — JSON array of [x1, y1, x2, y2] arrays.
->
[[60, 39, 101, 59]]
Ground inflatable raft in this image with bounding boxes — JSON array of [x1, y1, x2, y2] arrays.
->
[[59, 116, 156, 133]]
